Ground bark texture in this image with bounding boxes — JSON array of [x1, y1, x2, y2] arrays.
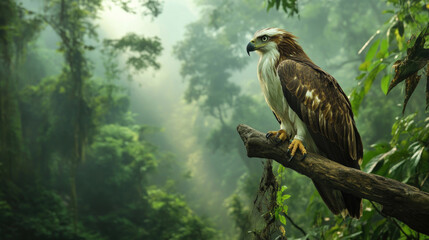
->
[[237, 124, 429, 235]]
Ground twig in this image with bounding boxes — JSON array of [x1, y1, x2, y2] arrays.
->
[[282, 212, 308, 238], [358, 30, 380, 55]]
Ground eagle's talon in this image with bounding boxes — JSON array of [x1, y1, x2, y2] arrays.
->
[[266, 129, 288, 143], [288, 139, 307, 161], [288, 154, 294, 162], [300, 153, 307, 161]]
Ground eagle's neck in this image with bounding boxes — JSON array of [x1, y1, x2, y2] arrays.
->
[[257, 47, 286, 122], [275, 35, 314, 67], [257, 46, 280, 74]]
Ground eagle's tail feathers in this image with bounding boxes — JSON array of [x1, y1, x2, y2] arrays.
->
[[313, 181, 362, 219], [342, 192, 363, 218], [313, 181, 345, 215]]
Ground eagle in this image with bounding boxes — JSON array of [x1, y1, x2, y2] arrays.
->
[[246, 28, 363, 218]]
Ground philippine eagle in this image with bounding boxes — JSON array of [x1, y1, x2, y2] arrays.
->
[[247, 28, 363, 218]]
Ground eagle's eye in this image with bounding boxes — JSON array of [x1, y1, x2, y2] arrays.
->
[[261, 35, 269, 42]]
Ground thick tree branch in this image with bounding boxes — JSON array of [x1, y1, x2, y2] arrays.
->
[[237, 124, 429, 235]]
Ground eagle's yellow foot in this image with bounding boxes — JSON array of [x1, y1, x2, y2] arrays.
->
[[287, 139, 307, 161], [266, 129, 289, 145]]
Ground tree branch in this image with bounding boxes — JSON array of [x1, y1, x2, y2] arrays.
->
[[237, 124, 429, 235]]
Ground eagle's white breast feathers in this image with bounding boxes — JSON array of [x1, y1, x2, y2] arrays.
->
[[256, 40, 318, 152]]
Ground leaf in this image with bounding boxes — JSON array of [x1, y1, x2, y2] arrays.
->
[[362, 142, 390, 167], [364, 147, 396, 173], [274, 207, 280, 220], [356, 72, 366, 80], [391, 113, 417, 144], [267, 0, 275, 11], [279, 214, 286, 225], [282, 204, 288, 214], [381, 74, 390, 95], [365, 39, 380, 62], [388, 159, 406, 175], [275, 0, 280, 10], [371, 218, 388, 240], [426, 65, 429, 110], [359, 61, 370, 71], [367, 59, 381, 72], [376, 38, 389, 59], [379, 38, 389, 53], [388, 25, 429, 94], [349, 88, 363, 116], [397, 21, 404, 37], [343, 231, 363, 239], [394, 28, 404, 50], [282, 194, 291, 202], [403, 73, 420, 114], [367, 63, 386, 87], [350, 63, 386, 115], [276, 193, 282, 204], [363, 154, 385, 173], [410, 144, 424, 168], [279, 225, 286, 236]]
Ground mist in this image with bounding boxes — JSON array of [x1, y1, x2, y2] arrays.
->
[[1, 0, 428, 239]]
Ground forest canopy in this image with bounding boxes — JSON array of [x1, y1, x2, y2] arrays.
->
[[0, 0, 428, 239]]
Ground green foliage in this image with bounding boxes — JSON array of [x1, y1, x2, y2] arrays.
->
[[266, 0, 299, 16], [350, 0, 429, 116], [104, 33, 163, 72], [0, 0, 43, 182], [146, 187, 218, 240], [227, 194, 250, 239], [350, 60, 387, 116], [274, 166, 290, 228], [0, 187, 101, 240], [112, 0, 163, 17], [349, 2, 429, 214], [0, 0, 216, 239], [141, 0, 163, 17], [174, 21, 243, 115], [363, 114, 429, 189], [274, 185, 290, 226]]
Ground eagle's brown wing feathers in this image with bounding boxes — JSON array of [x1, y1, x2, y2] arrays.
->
[[277, 58, 363, 218], [277, 58, 362, 162]]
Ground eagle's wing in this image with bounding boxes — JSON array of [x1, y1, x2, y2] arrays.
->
[[277, 58, 363, 164], [277, 58, 363, 218]]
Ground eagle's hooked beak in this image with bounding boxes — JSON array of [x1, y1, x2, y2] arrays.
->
[[247, 41, 256, 56]]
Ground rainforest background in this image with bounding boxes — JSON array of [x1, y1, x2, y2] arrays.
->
[[1, 0, 428, 239]]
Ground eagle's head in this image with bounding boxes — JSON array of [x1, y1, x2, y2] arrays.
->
[[247, 28, 304, 58]]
